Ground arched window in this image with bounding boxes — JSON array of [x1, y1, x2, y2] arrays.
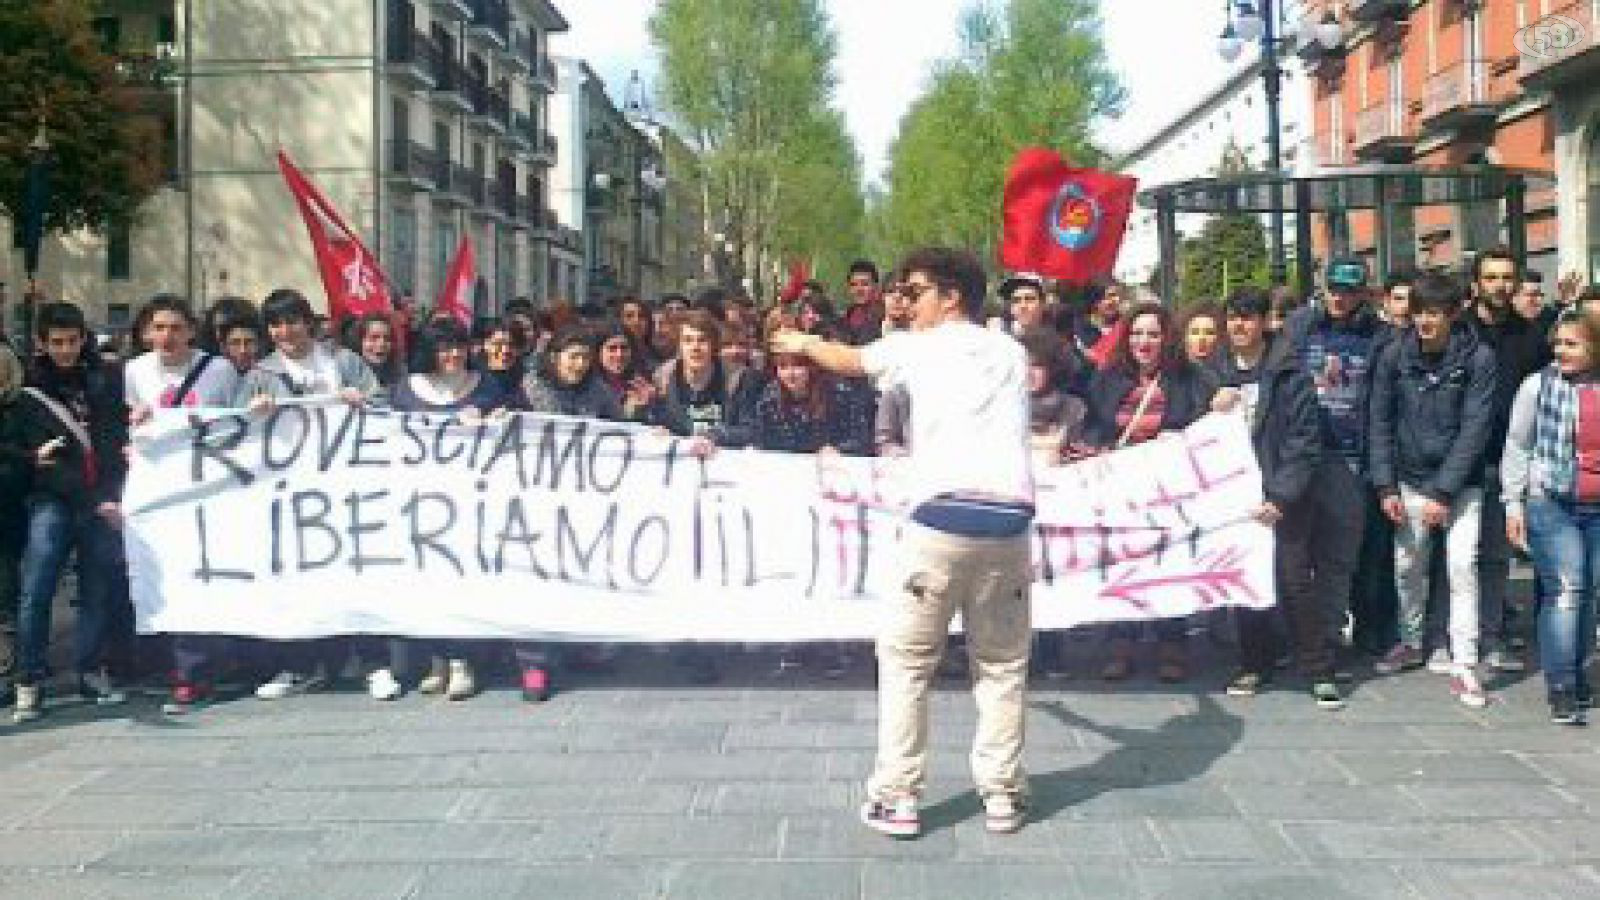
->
[[1589, 124, 1600, 284]]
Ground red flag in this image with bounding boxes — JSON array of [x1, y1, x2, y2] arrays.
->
[[1000, 148, 1137, 283], [779, 258, 810, 303], [276, 151, 393, 322], [435, 237, 477, 327]]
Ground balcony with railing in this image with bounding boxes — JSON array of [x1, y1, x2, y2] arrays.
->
[[386, 140, 437, 190], [502, 29, 533, 73], [532, 129, 557, 166], [384, 26, 439, 90], [1422, 58, 1515, 131], [458, 165, 487, 208], [1354, 102, 1416, 162], [507, 112, 535, 154], [430, 56, 472, 113], [430, 156, 470, 206], [532, 55, 558, 92], [489, 178, 518, 221], [1519, 0, 1600, 89], [430, 0, 472, 22], [467, 0, 511, 49]]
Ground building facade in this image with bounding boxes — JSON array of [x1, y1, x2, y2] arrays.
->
[[1, 0, 574, 330], [1299, 0, 1586, 281], [1117, 51, 1317, 288]]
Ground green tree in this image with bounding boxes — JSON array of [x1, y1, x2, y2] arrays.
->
[[650, 0, 864, 298], [876, 0, 1124, 266], [1176, 140, 1271, 304], [0, 0, 163, 235], [1177, 214, 1269, 305]]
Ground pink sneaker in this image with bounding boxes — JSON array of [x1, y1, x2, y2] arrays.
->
[[860, 796, 919, 839], [520, 667, 551, 703], [1451, 666, 1489, 708]]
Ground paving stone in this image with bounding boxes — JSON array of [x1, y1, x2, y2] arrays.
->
[[236, 864, 423, 900], [1148, 819, 1304, 862], [1134, 863, 1418, 900], [411, 863, 665, 900], [861, 861, 1141, 900], [604, 818, 782, 859], [706, 781, 858, 815], [0, 831, 124, 867], [663, 861, 863, 900], [317, 822, 606, 863], [1508, 820, 1600, 861], [1282, 821, 1533, 861], [781, 816, 960, 860], [22, 793, 216, 830], [453, 783, 695, 819], [0, 870, 245, 899], [1400, 782, 1583, 819], [1221, 783, 1429, 821], [94, 827, 333, 868], [1519, 752, 1600, 785], [1331, 751, 1546, 784], [1392, 863, 1600, 899]]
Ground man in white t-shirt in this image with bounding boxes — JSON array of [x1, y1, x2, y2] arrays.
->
[[772, 247, 1036, 838], [123, 294, 243, 716], [124, 295, 242, 415]]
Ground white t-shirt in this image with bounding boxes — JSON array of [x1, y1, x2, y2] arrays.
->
[[259, 345, 343, 398], [124, 349, 242, 409], [862, 321, 1034, 508]]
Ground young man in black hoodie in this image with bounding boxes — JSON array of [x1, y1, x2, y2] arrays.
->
[[1468, 247, 1551, 673], [1211, 288, 1343, 708], [11, 303, 130, 722], [1368, 273, 1499, 708]]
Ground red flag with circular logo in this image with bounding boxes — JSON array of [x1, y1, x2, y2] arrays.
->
[[1000, 148, 1137, 283]]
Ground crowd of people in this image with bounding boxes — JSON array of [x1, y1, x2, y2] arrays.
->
[[2, 246, 1599, 731]]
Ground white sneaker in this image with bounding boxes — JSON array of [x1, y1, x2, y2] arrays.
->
[[366, 668, 403, 701], [445, 659, 475, 701], [1451, 666, 1489, 709], [12, 684, 41, 723], [78, 670, 127, 706], [417, 657, 448, 695], [983, 794, 1027, 834], [1485, 648, 1526, 673], [254, 670, 326, 700], [1426, 648, 1454, 675]]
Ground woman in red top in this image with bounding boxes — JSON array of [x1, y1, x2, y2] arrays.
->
[[1079, 304, 1219, 682]]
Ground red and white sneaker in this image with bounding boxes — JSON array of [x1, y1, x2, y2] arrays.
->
[[163, 679, 211, 716], [520, 667, 551, 703], [1451, 666, 1489, 709], [860, 796, 920, 839]]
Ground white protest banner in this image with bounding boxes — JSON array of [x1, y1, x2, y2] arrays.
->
[[123, 406, 1273, 641]]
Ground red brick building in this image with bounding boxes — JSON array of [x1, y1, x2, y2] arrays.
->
[[1300, 0, 1599, 282]]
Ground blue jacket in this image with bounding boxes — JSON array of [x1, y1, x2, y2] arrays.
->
[[1368, 323, 1500, 502]]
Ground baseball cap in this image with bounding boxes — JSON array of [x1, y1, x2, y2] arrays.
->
[[999, 272, 1046, 298], [1326, 256, 1369, 291]]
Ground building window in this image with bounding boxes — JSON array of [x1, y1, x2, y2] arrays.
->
[[107, 219, 131, 281], [1588, 123, 1600, 283], [389, 207, 418, 299], [435, 217, 458, 300], [497, 226, 517, 313]]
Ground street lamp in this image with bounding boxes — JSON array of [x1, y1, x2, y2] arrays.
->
[[1216, 0, 1289, 286], [18, 119, 53, 356]]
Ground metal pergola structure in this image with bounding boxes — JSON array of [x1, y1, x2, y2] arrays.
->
[[1137, 164, 1554, 302]]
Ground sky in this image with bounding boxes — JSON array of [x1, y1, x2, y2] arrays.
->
[[554, 0, 1248, 185]]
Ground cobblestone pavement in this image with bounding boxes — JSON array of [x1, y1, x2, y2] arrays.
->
[[1, 633, 1598, 899]]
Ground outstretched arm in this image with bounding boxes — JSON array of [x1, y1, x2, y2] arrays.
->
[[769, 330, 867, 378]]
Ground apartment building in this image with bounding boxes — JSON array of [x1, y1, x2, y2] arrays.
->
[[3, 0, 573, 329], [1300, 0, 1596, 280]]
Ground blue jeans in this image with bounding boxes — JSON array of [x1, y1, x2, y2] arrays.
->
[[15, 498, 119, 684], [1526, 499, 1600, 697]]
